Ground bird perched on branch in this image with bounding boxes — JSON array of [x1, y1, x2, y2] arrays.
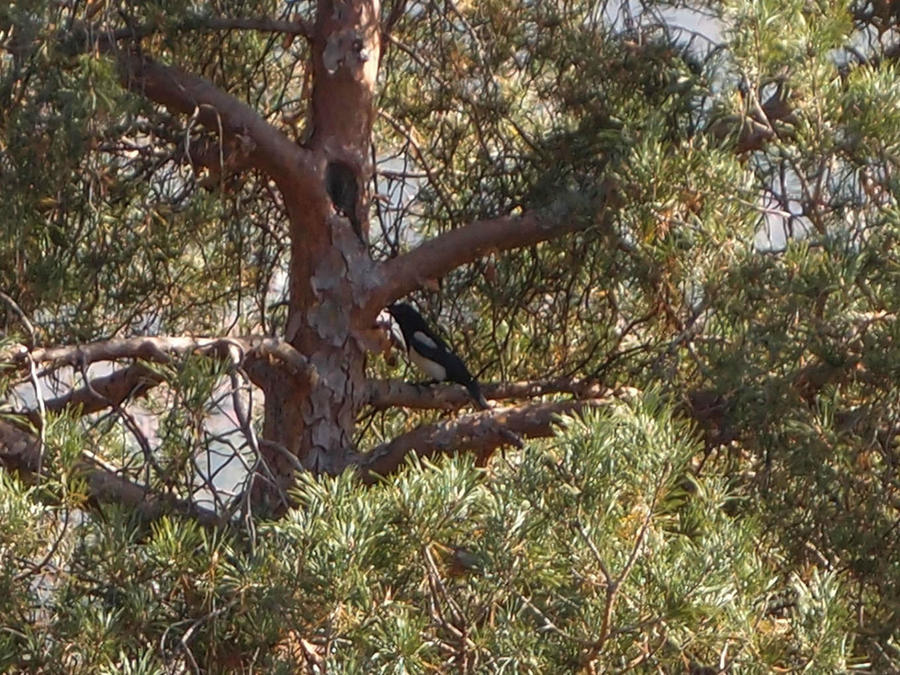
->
[[387, 303, 490, 410]]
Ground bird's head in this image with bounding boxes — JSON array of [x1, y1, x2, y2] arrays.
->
[[387, 302, 415, 322], [387, 302, 431, 336]]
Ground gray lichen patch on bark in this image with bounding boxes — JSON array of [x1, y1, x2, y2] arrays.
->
[[311, 245, 348, 294], [309, 299, 350, 345]]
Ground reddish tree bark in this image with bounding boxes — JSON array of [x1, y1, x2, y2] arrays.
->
[[0, 1, 619, 518]]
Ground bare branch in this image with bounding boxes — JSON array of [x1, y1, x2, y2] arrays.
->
[[3, 337, 313, 422], [365, 377, 609, 410], [357, 397, 616, 479], [181, 15, 312, 37], [37, 363, 164, 421], [58, 15, 312, 55], [0, 291, 36, 348], [382, 1, 408, 41], [82, 453, 224, 526]]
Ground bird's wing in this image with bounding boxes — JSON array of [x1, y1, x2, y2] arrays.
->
[[409, 329, 452, 360], [408, 330, 474, 382]]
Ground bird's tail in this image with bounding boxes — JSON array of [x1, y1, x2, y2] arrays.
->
[[467, 381, 490, 410]]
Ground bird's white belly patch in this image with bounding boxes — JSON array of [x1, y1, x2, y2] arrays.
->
[[411, 348, 447, 380]]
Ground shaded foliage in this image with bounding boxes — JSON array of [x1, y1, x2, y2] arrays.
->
[[0, 398, 859, 671]]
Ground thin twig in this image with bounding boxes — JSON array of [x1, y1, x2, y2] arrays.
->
[[582, 461, 672, 668], [0, 291, 36, 348]]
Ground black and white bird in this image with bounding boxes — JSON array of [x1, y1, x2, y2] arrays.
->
[[387, 302, 490, 410]]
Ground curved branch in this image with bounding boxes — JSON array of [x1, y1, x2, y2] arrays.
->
[[2, 337, 314, 426], [365, 377, 609, 410], [357, 397, 616, 480], [2, 336, 313, 421], [81, 454, 224, 526], [382, 0, 408, 42], [118, 52, 319, 196], [364, 187, 614, 317], [178, 16, 312, 37]]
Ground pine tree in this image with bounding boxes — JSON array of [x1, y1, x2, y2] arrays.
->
[[1, 0, 897, 669]]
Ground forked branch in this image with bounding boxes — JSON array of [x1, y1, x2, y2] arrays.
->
[[0, 417, 223, 526], [4, 336, 311, 375], [2, 336, 313, 422]]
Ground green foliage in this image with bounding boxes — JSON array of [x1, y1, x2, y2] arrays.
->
[[1, 0, 899, 670], [1, 0, 296, 341], [1, 396, 862, 671]]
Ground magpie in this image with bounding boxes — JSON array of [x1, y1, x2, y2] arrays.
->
[[387, 302, 490, 410]]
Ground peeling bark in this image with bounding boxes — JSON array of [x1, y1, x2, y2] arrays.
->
[[1, 2, 622, 520], [253, 0, 383, 498], [306, 0, 382, 240]]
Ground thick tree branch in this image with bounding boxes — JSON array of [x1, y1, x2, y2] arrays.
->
[[81, 454, 225, 526], [357, 397, 616, 479], [0, 418, 223, 525], [62, 15, 312, 52], [364, 188, 613, 317], [1, 337, 314, 430], [118, 52, 319, 196], [365, 377, 609, 410], [3, 336, 311, 376], [40, 363, 163, 419], [2, 337, 313, 422], [177, 15, 312, 37]]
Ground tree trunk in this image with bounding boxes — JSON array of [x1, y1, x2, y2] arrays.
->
[[1, 0, 621, 518], [253, 0, 381, 510]]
